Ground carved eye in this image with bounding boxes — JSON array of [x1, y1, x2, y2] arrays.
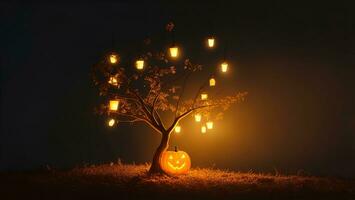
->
[[181, 154, 186, 159], [169, 155, 173, 160]]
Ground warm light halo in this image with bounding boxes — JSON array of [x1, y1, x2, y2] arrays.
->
[[194, 114, 202, 122], [207, 37, 215, 48], [175, 125, 181, 133], [209, 78, 216, 86], [109, 100, 119, 111], [169, 46, 179, 58], [206, 121, 214, 129], [108, 76, 118, 86], [201, 126, 207, 133], [221, 61, 228, 73], [201, 93, 208, 100], [108, 118, 115, 127], [136, 59, 144, 70], [109, 54, 118, 64]]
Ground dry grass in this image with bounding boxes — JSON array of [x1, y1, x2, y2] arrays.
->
[[1, 163, 354, 200]]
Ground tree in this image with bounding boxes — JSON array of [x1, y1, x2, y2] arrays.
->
[[91, 23, 247, 174]]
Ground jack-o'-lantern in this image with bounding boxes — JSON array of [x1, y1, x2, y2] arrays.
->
[[160, 147, 191, 175]]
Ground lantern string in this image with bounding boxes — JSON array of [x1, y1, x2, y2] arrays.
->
[[171, 29, 176, 46], [223, 44, 228, 61], [111, 31, 115, 51]]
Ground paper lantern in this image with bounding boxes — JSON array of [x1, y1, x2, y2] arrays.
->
[[201, 93, 208, 100], [109, 100, 119, 111], [221, 62, 228, 73], [169, 46, 179, 58], [175, 125, 181, 133], [194, 114, 201, 122], [201, 126, 207, 133], [207, 37, 215, 48], [136, 59, 144, 70], [206, 121, 213, 129], [109, 54, 118, 64], [108, 119, 115, 127], [209, 78, 216, 87], [160, 147, 191, 175]]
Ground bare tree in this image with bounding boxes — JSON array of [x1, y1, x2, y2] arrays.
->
[[92, 23, 247, 174]]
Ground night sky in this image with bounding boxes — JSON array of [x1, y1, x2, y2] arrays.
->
[[1, 2, 354, 178]]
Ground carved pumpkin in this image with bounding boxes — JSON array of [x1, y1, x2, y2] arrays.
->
[[160, 147, 191, 175]]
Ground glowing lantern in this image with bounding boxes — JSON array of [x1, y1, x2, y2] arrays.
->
[[206, 121, 214, 129], [169, 46, 179, 58], [201, 126, 207, 133], [221, 62, 228, 73], [160, 147, 191, 175], [207, 37, 215, 48], [108, 119, 115, 127], [201, 93, 208, 100], [136, 59, 144, 70], [194, 114, 201, 122], [175, 125, 181, 133], [209, 78, 216, 87], [109, 100, 119, 111], [108, 76, 118, 86], [109, 54, 118, 64]]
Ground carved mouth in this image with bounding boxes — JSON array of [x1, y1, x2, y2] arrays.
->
[[167, 162, 186, 170]]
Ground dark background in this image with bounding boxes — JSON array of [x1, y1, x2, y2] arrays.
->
[[1, 2, 354, 178]]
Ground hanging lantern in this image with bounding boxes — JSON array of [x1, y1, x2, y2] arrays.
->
[[206, 121, 214, 129], [209, 78, 216, 87], [194, 114, 201, 122], [207, 37, 215, 48], [201, 93, 208, 100], [108, 76, 118, 86], [109, 100, 119, 111], [108, 118, 115, 127], [109, 54, 118, 64], [221, 61, 228, 73], [175, 125, 181, 133], [169, 45, 179, 58], [201, 126, 207, 133], [136, 59, 144, 70]]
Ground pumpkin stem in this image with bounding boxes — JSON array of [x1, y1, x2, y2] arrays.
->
[[174, 146, 178, 152]]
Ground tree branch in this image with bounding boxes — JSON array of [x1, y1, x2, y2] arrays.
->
[[151, 93, 164, 127], [174, 71, 191, 118], [167, 104, 217, 133], [131, 90, 164, 131]]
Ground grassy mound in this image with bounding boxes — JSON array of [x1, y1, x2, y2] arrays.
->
[[1, 163, 354, 200]]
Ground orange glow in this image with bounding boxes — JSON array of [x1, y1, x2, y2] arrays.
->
[[209, 78, 216, 86], [109, 54, 118, 64], [160, 149, 191, 175], [207, 37, 215, 48], [108, 118, 115, 127], [136, 59, 144, 70], [206, 121, 214, 129], [201, 93, 208, 100], [169, 46, 179, 58], [201, 126, 207, 133], [221, 62, 228, 73], [109, 100, 119, 111], [108, 76, 118, 86], [195, 114, 202, 122], [175, 125, 181, 133]]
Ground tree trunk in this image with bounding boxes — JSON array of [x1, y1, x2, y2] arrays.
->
[[149, 132, 170, 174]]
